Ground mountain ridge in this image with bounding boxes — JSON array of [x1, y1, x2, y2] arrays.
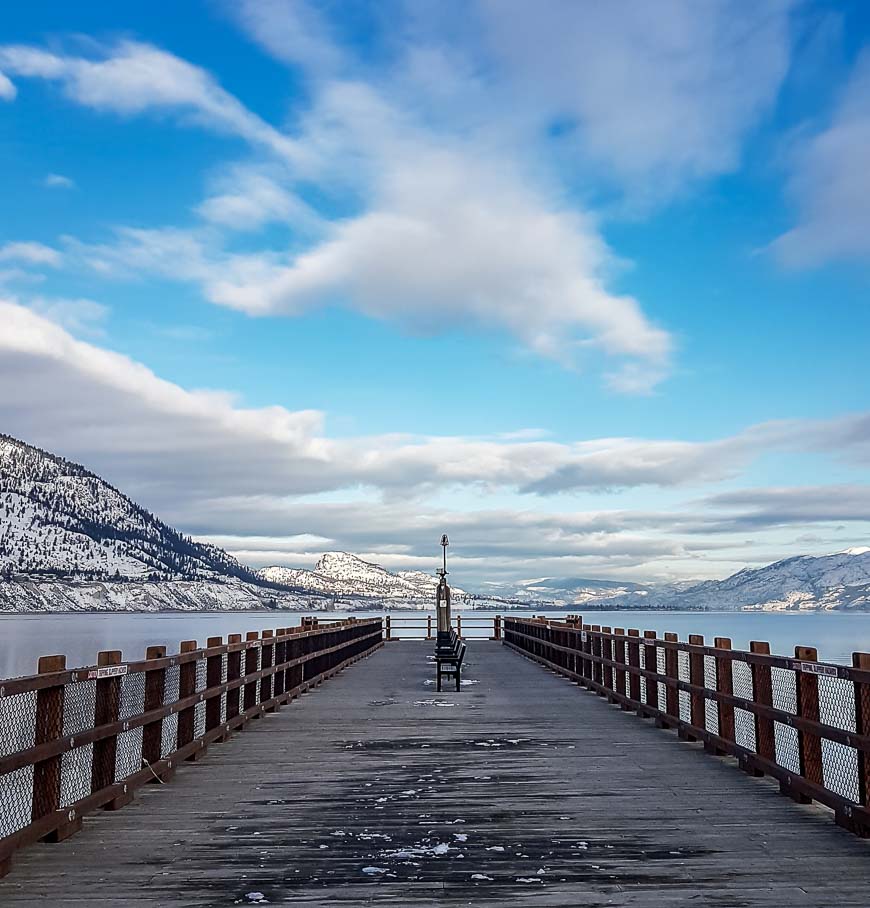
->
[[258, 552, 467, 602]]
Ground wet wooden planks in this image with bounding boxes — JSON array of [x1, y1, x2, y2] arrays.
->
[[1, 640, 869, 906]]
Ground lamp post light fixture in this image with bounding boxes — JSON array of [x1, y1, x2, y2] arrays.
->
[[436, 534, 452, 640]]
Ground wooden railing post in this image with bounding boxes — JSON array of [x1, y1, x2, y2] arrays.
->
[[205, 637, 223, 735], [793, 645, 823, 802], [687, 634, 705, 741], [142, 645, 168, 781], [244, 632, 260, 717], [613, 629, 627, 705], [91, 650, 130, 810], [260, 630, 275, 710], [627, 629, 641, 705], [457, 615, 463, 639], [596, 626, 609, 697], [177, 641, 198, 751], [427, 615, 433, 639], [714, 638, 734, 752], [852, 652, 870, 835], [273, 630, 286, 702], [663, 633, 679, 726], [225, 634, 242, 725], [31, 655, 81, 841], [385, 615, 391, 641], [591, 626, 603, 688], [749, 641, 775, 774], [643, 631, 658, 713], [494, 615, 501, 640]]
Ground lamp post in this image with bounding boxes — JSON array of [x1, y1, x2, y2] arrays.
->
[[436, 535, 451, 642]]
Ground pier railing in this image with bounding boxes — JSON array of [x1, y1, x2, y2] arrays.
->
[[504, 617, 870, 837], [317, 613, 567, 640], [0, 617, 382, 877]]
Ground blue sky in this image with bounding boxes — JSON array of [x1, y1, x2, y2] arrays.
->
[[0, 0, 868, 586]]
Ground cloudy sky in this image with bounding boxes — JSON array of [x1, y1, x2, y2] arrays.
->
[[0, 0, 868, 587]]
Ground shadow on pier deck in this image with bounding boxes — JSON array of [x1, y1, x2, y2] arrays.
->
[[2, 640, 869, 906]]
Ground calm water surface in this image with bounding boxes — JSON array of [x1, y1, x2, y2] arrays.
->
[[3, 609, 870, 678]]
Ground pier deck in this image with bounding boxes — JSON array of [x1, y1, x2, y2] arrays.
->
[[2, 640, 868, 906]]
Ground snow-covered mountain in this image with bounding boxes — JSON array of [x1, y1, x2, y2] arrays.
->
[[476, 575, 650, 606], [258, 552, 465, 602], [624, 548, 870, 612], [0, 433, 265, 584]]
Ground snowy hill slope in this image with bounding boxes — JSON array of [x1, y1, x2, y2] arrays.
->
[[259, 552, 466, 601], [0, 433, 264, 583], [0, 577, 315, 613], [624, 548, 870, 611]]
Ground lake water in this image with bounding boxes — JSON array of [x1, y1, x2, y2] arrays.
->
[[3, 609, 870, 679]]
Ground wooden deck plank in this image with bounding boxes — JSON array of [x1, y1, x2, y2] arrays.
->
[[1, 640, 868, 906]]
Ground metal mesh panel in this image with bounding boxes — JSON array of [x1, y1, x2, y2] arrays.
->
[[656, 647, 666, 711], [704, 655, 719, 735], [0, 766, 34, 837], [161, 664, 180, 757], [732, 660, 756, 752], [0, 691, 37, 830], [818, 675, 859, 802], [60, 678, 96, 807], [115, 671, 146, 783], [678, 650, 691, 723], [220, 653, 228, 724], [0, 689, 36, 756], [194, 658, 207, 739], [771, 667, 799, 773]]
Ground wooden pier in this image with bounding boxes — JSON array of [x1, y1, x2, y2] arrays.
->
[[2, 635, 869, 905]]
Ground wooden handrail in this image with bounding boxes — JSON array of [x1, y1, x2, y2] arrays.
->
[[0, 619, 383, 876], [502, 616, 870, 838]]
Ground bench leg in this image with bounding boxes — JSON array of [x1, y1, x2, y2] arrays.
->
[[455, 672, 460, 692], [437, 669, 442, 693]]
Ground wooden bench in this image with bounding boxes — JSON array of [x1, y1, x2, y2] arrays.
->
[[435, 633, 466, 692]]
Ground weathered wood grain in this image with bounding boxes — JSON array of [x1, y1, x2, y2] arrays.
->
[[1, 641, 868, 905]]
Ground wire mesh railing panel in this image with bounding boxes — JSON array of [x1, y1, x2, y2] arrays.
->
[[0, 766, 34, 838], [115, 671, 147, 785], [771, 667, 799, 772], [732, 660, 756, 752], [59, 678, 96, 807], [0, 690, 36, 757], [656, 647, 667, 711], [678, 650, 691, 723], [194, 658, 207, 739], [161, 664, 180, 758], [818, 675, 859, 801], [220, 653, 228, 724], [704, 655, 719, 735]]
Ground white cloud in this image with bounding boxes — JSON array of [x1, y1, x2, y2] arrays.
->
[[196, 164, 323, 232], [25, 297, 108, 336], [0, 29, 682, 390], [0, 298, 867, 501], [475, 0, 794, 201], [229, 0, 344, 75], [1, 301, 867, 583], [0, 70, 14, 100], [0, 241, 62, 267], [44, 173, 75, 189], [773, 50, 870, 266], [0, 41, 300, 161]]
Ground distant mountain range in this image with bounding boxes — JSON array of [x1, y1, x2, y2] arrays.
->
[[1, 432, 868, 612], [643, 548, 870, 612], [258, 552, 465, 601]]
